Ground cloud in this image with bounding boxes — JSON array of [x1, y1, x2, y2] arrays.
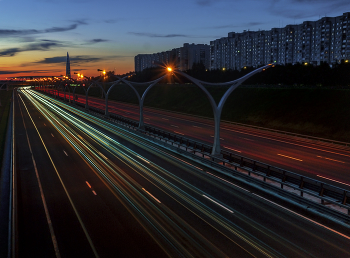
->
[[0, 48, 21, 57], [269, 0, 350, 19], [85, 39, 109, 44], [0, 69, 52, 75], [129, 32, 190, 38], [0, 40, 63, 57], [0, 22, 83, 37], [212, 22, 265, 30], [34, 55, 113, 64]]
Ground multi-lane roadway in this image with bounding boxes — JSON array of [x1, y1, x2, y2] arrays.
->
[[12, 88, 350, 257], [46, 90, 350, 188]]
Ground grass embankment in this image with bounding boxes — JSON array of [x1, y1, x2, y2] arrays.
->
[[0, 90, 12, 171], [75, 85, 350, 142]]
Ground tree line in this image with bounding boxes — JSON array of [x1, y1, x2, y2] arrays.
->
[[126, 62, 350, 88]]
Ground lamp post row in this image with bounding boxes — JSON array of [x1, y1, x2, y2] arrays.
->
[[36, 64, 272, 156]]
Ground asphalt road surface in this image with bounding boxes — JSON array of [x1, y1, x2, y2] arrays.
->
[[13, 88, 350, 257], [46, 90, 350, 188]]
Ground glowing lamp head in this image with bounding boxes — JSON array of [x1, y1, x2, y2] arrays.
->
[[167, 67, 172, 72]]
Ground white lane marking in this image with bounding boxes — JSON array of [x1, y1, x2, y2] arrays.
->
[[223, 127, 350, 158], [63, 151, 68, 156], [251, 193, 350, 240], [223, 146, 241, 153], [86, 181, 92, 188], [92, 190, 97, 195], [18, 102, 61, 257], [317, 175, 350, 187], [51, 133, 54, 137], [174, 131, 184, 135], [210, 135, 224, 140], [277, 154, 303, 162], [203, 195, 234, 213], [142, 188, 161, 203], [171, 125, 179, 128], [317, 156, 346, 164], [206, 172, 249, 192], [162, 118, 169, 120], [193, 125, 202, 128], [138, 156, 150, 164]]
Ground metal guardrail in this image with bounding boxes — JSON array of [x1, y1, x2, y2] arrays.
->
[[142, 126, 350, 210], [49, 92, 350, 216]]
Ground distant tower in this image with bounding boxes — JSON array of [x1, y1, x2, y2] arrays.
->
[[66, 52, 71, 78]]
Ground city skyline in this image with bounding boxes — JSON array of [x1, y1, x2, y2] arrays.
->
[[1, 0, 350, 79]]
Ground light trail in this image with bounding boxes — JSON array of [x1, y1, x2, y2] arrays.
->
[[142, 188, 161, 203], [25, 89, 282, 257], [28, 89, 350, 257], [202, 195, 234, 214]]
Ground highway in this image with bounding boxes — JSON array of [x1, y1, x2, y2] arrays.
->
[[47, 90, 350, 188], [12, 88, 350, 257]]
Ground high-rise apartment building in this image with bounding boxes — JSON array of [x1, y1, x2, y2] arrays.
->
[[134, 12, 350, 72], [209, 12, 350, 70], [135, 43, 210, 72]]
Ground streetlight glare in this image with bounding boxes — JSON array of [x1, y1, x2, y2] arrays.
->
[[167, 67, 172, 72]]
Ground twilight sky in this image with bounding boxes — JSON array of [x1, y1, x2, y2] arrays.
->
[[0, 0, 349, 79]]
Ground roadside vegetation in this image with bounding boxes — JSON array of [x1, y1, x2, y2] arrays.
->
[[0, 90, 12, 171]]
